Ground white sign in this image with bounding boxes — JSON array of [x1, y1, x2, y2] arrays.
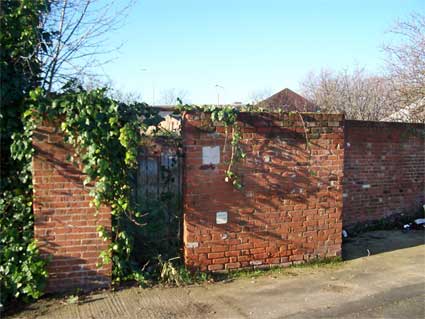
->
[[216, 211, 228, 224], [186, 242, 199, 248], [202, 146, 220, 165]]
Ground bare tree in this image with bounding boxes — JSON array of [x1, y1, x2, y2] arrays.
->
[[383, 12, 425, 121], [300, 67, 397, 121], [109, 89, 143, 104], [249, 88, 272, 104], [159, 88, 189, 105], [39, 0, 134, 92]]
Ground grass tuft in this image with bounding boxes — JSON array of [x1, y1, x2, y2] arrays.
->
[[214, 256, 343, 281]]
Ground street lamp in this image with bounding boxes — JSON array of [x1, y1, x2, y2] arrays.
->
[[140, 67, 155, 105], [215, 84, 224, 107]]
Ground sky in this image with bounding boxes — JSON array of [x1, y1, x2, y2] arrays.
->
[[100, 0, 424, 105]]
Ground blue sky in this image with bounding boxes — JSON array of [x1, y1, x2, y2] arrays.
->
[[101, 0, 424, 104]]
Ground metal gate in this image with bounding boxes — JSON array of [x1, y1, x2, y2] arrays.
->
[[131, 140, 183, 260]]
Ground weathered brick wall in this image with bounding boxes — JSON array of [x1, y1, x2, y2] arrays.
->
[[343, 120, 425, 226], [182, 112, 344, 271], [32, 121, 111, 293], [32, 114, 423, 286]]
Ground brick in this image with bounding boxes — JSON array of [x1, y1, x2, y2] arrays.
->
[[183, 112, 346, 272], [208, 264, 224, 271], [343, 120, 424, 226], [208, 252, 224, 259], [225, 262, 241, 269], [32, 122, 111, 294], [225, 251, 240, 257], [212, 258, 229, 264]]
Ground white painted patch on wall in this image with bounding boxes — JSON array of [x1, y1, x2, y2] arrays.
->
[[216, 211, 228, 224], [362, 184, 371, 189], [186, 242, 199, 248], [343, 193, 348, 198], [250, 260, 262, 265], [202, 146, 220, 165]]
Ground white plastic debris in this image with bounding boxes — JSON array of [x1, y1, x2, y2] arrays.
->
[[414, 218, 425, 225], [342, 229, 348, 238], [403, 224, 411, 229]]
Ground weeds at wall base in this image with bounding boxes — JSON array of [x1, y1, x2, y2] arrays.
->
[[212, 257, 343, 281], [344, 210, 424, 237]]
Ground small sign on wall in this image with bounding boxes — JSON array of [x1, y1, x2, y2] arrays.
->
[[202, 146, 220, 165], [216, 211, 228, 224]]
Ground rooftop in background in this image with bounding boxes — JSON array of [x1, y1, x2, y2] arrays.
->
[[257, 88, 318, 112]]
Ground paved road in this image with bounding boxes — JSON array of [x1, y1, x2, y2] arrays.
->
[[9, 230, 425, 319]]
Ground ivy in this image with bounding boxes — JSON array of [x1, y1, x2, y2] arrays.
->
[[176, 102, 245, 189], [11, 90, 246, 294], [0, 191, 48, 305], [9, 87, 314, 299], [0, 0, 51, 306], [175, 104, 313, 191], [12, 85, 163, 285]]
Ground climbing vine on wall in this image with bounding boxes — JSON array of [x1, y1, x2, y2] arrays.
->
[[13, 85, 163, 284], [12, 86, 247, 292], [13, 88, 313, 290], [176, 102, 314, 190], [0, 0, 53, 305], [176, 102, 246, 189]]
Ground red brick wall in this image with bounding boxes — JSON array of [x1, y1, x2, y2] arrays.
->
[[343, 120, 425, 226], [32, 121, 111, 293], [32, 115, 423, 286], [182, 112, 345, 271]]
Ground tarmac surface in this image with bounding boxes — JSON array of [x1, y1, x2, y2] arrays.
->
[[7, 230, 425, 319]]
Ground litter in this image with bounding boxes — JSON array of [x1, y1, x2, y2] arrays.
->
[[402, 219, 425, 231], [342, 229, 348, 238], [414, 218, 425, 225]]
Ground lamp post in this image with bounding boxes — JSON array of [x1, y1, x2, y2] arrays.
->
[[140, 67, 155, 105], [215, 84, 224, 107]]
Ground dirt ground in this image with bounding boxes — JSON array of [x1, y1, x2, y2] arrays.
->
[[6, 229, 425, 319]]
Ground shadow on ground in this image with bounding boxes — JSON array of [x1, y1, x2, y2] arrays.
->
[[342, 229, 424, 260], [5, 229, 425, 319]]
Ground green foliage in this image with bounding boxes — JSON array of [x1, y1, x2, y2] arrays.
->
[[132, 195, 181, 266], [13, 85, 163, 285], [0, 0, 51, 186], [216, 257, 342, 281], [0, 0, 50, 121], [0, 0, 51, 306], [346, 210, 424, 235], [0, 191, 48, 305], [176, 102, 245, 189]]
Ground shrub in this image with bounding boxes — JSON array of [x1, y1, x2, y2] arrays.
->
[[0, 191, 48, 305]]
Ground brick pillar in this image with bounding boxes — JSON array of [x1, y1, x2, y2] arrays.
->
[[32, 121, 111, 293]]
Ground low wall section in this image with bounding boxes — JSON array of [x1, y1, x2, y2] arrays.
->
[[343, 120, 425, 226], [182, 112, 345, 271], [32, 115, 424, 290]]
